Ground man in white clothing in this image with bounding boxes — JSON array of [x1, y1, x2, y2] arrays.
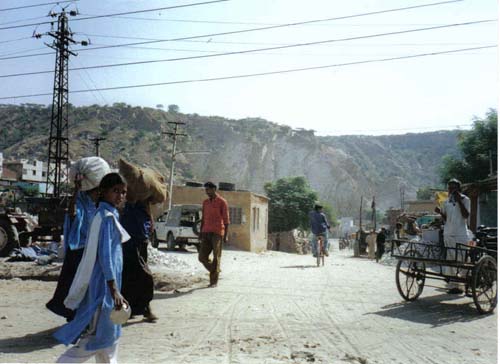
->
[[435, 178, 470, 294]]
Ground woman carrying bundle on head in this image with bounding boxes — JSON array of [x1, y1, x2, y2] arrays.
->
[[46, 157, 110, 321], [54, 173, 130, 364]]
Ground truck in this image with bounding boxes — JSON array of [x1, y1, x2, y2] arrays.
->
[[153, 204, 202, 251], [0, 197, 67, 257]]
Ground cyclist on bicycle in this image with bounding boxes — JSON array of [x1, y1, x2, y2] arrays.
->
[[309, 204, 331, 257]]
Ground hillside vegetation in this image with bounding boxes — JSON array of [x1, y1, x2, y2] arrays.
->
[[0, 103, 460, 216]]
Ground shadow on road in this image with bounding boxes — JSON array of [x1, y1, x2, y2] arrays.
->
[[280, 265, 318, 269], [157, 247, 197, 255], [366, 293, 491, 327], [154, 285, 210, 301], [0, 327, 60, 353]]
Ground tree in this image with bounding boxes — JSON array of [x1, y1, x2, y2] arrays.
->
[[439, 109, 497, 184], [264, 176, 318, 233], [168, 104, 179, 113], [416, 186, 433, 200], [320, 202, 338, 228]]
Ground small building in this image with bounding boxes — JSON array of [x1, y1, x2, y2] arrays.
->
[[404, 200, 436, 215], [171, 184, 269, 253], [463, 175, 497, 231]]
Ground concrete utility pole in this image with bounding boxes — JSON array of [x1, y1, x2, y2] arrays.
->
[[371, 196, 376, 231], [89, 137, 106, 157], [399, 185, 405, 210], [163, 122, 187, 210], [40, 9, 88, 197]]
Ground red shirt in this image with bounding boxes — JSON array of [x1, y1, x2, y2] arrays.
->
[[202, 195, 229, 235]]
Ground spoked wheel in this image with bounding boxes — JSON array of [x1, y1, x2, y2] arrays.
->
[[472, 255, 497, 314], [396, 252, 426, 301]]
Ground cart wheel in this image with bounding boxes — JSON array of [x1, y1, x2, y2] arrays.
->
[[396, 252, 426, 301], [472, 255, 497, 314]]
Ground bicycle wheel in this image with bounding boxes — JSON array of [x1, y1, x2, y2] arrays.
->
[[472, 255, 497, 314], [395, 252, 426, 301]]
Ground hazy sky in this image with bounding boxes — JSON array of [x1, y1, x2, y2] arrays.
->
[[0, 0, 497, 135]]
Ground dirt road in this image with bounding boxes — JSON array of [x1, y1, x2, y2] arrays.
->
[[0, 242, 497, 363]]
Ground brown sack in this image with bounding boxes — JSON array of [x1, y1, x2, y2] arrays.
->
[[118, 159, 168, 204]]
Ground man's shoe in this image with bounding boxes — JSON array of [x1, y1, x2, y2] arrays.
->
[[447, 288, 463, 295]]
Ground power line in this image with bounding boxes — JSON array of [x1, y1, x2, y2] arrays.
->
[[0, 0, 230, 30], [1, 4, 492, 61], [0, 16, 47, 27], [0, 1, 78, 12], [0, 36, 34, 45], [82, 32, 490, 48], [77, 0, 464, 27], [68, 19, 499, 54], [0, 20, 495, 78], [0, 45, 495, 100], [80, 14, 449, 28]]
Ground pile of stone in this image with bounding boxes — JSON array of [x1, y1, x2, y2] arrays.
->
[[268, 230, 311, 255]]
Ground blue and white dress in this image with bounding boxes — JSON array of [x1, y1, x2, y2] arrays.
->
[[54, 201, 130, 351]]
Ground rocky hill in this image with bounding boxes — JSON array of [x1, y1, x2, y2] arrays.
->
[[0, 103, 460, 216]]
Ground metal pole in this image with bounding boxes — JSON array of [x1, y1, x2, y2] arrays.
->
[[163, 122, 187, 211]]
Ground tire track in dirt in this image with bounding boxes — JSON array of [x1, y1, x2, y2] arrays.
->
[[177, 293, 243, 364]]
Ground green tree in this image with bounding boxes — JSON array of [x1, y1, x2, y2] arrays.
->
[[320, 202, 338, 228], [168, 104, 179, 113], [439, 109, 497, 184], [416, 186, 433, 200], [264, 176, 318, 233]]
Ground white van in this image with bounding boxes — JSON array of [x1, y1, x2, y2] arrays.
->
[[153, 204, 202, 250]]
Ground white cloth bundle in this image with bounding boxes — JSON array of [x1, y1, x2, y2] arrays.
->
[[69, 157, 111, 191]]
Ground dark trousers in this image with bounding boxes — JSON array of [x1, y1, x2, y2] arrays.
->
[[46, 247, 84, 320], [198, 233, 222, 276], [376, 242, 385, 261], [121, 239, 154, 316]]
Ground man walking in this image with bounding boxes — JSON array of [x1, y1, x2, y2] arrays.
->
[[309, 204, 331, 257], [376, 227, 387, 263], [435, 178, 470, 294], [199, 182, 230, 287]]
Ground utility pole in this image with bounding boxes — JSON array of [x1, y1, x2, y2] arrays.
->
[[371, 196, 376, 231], [89, 137, 106, 157], [41, 9, 88, 197], [399, 185, 405, 210], [359, 196, 363, 232], [163, 122, 187, 210]]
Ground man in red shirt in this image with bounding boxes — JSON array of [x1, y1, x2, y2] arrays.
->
[[199, 182, 230, 287]]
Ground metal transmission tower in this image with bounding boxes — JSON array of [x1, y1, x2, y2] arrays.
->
[[43, 9, 88, 196]]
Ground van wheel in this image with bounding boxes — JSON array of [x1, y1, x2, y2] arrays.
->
[[0, 220, 19, 257], [167, 233, 176, 250], [151, 232, 160, 249]]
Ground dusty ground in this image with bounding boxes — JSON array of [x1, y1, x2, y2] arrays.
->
[[0, 241, 497, 364]]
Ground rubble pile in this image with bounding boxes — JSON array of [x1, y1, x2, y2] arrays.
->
[[147, 246, 206, 291], [147, 246, 196, 272], [268, 231, 311, 255]]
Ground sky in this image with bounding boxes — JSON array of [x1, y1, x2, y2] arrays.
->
[[0, 0, 497, 136]]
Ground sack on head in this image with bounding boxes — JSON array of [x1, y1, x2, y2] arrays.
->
[[69, 157, 111, 191], [118, 159, 167, 204]]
